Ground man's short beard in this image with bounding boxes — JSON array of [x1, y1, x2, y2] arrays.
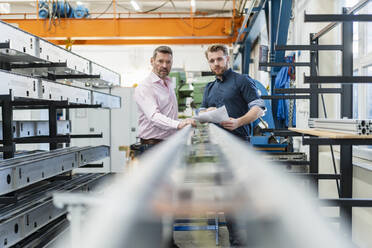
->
[[212, 66, 227, 76]]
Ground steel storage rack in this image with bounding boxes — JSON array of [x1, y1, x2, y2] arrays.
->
[[0, 20, 120, 87], [260, 1, 372, 240], [0, 20, 122, 247]]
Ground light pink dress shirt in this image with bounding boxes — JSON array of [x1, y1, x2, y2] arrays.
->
[[134, 72, 180, 140]]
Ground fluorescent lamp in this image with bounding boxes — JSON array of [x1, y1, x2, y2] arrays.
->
[[0, 3, 10, 14], [130, 0, 141, 11], [190, 0, 196, 13]]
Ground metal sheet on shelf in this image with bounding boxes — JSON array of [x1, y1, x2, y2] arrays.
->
[[0, 21, 37, 58], [0, 120, 71, 139], [79, 146, 110, 166], [0, 146, 109, 196], [0, 173, 105, 248], [90, 62, 120, 86], [0, 48, 44, 63], [0, 69, 39, 99], [39, 79, 91, 104], [91, 91, 121, 109]]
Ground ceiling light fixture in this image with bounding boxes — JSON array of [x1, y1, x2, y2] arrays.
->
[[76, 1, 84, 5], [130, 0, 141, 11], [190, 0, 196, 12], [0, 3, 10, 14]]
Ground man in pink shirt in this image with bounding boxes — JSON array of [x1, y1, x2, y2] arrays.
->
[[135, 47, 194, 247], [134, 46, 195, 152]]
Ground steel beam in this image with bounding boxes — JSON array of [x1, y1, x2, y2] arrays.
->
[[0, 146, 109, 196], [340, 9, 354, 236], [312, 0, 370, 40], [303, 138, 372, 145], [304, 76, 372, 83], [319, 198, 372, 207], [275, 44, 343, 51], [274, 88, 342, 94], [259, 62, 311, 67], [4, 17, 242, 45], [309, 34, 319, 194], [305, 14, 372, 22], [0, 173, 105, 248], [261, 95, 310, 99]]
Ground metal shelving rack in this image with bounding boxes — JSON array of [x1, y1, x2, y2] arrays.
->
[[0, 20, 122, 247], [260, 3, 372, 239]]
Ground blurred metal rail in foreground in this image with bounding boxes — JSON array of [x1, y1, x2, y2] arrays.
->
[[53, 124, 352, 248]]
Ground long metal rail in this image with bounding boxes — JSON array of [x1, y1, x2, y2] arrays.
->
[[55, 124, 354, 248], [0, 173, 106, 248]]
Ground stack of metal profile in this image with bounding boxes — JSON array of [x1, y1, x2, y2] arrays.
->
[[308, 118, 371, 135], [0, 146, 110, 247]]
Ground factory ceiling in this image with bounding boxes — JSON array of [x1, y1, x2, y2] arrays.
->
[[0, 0, 253, 45]]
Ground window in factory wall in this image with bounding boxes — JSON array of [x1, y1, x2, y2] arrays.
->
[[366, 65, 372, 119], [353, 70, 358, 119], [366, 2, 372, 55], [353, 22, 359, 58]]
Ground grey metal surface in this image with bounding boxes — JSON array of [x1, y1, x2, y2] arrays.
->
[[73, 126, 192, 248], [39, 79, 91, 104], [0, 146, 109, 196], [91, 91, 121, 109], [0, 120, 71, 140], [308, 118, 371, 135], [90, 62, 121, 87], [0, 70, 38, 99], [0, 69, 120, 108], [78, 146, 110, 166], [0, 20, 120, 86], [0, 173, 106, 248]]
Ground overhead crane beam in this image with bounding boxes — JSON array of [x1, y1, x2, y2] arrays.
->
[[4, 17, 243, 45]]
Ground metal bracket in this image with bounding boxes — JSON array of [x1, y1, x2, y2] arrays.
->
[[275, 44, 343, 51], [304, 76, 372, 84], [305, 13, 372, 22]]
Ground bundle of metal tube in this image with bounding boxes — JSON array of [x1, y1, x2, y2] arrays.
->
[[55, 123, 353, 248], [308, 118, 371, 135]]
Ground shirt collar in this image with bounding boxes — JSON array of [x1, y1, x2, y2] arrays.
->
[[150, 71, 171, 85], [216, 68, 232, 82]]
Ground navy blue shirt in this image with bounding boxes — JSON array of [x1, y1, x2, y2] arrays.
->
[[200, 68, 265, 139]]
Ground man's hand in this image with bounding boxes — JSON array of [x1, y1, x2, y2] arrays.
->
[[177, 118, 196, 129], [220, 118, 241, 131], [199, 107, 217, 114]]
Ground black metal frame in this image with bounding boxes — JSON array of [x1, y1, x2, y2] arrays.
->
[[296, 8, 372, 237], [10, 62, 67, 69], [0, 92, 103, 159], [261, 7, 372, 238], [45, 73, 100, 81]]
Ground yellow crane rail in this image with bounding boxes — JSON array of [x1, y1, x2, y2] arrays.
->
[[4, 17, 243, 45]]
